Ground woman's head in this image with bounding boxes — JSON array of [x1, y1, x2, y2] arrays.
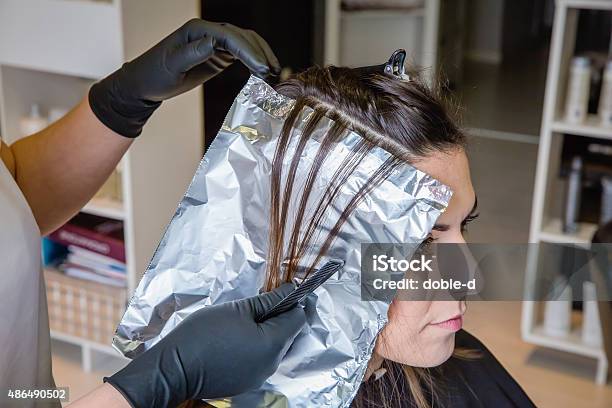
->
[[373, 147, 474, 369], [266, 64, 475, 406]]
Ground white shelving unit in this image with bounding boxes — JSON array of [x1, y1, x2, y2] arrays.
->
[[539, 218, 599, 247], [551, 114, 612, 140], [82, 196, 126, 221], [521, 0, 611, 385], [323, 0, 441, 78], [0, 0, 203, 371]]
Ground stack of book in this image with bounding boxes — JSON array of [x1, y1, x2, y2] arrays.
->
[[47, 213, 126, 287]]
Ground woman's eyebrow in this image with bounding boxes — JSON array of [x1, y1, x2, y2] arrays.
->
[[431, 195, 478, 232], [432, 223, 450, 232]]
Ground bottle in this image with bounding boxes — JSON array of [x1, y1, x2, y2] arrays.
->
[[563, 156, 582, 233], [543, 276, 572, 337], [581, 281, 602, 347], [565, 56, 591, 124], [599, 60, 612, 127], [19, 104, 48, 137]]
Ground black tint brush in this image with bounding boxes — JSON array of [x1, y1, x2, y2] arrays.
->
[[256, 259, 344, 323]]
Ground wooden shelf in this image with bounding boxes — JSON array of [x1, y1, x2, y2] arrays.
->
[[539, 218, 598, 246], [82, 197, 124, 220], [551, 115, 612, 140]]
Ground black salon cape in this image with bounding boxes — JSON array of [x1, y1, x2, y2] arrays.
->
[[353, 330, 536, 408]]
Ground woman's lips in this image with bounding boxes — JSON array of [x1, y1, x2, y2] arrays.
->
[[430, 315, 463, 332]]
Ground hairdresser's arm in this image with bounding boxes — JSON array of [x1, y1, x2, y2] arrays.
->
[[6, 101, 130, 235], [4, 19, 279, 236]]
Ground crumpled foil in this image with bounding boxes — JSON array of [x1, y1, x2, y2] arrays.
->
[[113, 75, 451, 407]]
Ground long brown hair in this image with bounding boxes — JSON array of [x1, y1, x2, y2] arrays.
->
[[263, 65, 467, 408]]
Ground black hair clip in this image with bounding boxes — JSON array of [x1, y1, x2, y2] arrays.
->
[[384, 49, 409, 80], [353, 49, 410, 81]]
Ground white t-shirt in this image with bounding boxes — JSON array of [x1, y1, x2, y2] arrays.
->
[[0, 147, 58, 407]]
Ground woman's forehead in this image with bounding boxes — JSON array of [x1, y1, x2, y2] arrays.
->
[[412, 149, 470, 188], [413, 149, 475, 217]]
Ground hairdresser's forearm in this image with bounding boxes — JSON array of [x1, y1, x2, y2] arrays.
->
[[68, 383, 131, 408], [10, 97, 132, 235]]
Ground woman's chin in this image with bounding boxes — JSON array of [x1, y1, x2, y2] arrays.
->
[[423, 339, 455, 367], [392, 332, 456, 368]]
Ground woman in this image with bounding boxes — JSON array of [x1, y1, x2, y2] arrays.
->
[[258, 65, 536, 407]]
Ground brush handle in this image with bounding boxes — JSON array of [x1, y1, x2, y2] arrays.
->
[[256, 259, 344, 322]]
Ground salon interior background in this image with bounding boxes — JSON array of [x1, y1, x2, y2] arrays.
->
[[0, 0, 611, 406]]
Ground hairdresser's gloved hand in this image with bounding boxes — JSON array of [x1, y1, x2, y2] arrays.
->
[[89, 19, 280, 137], [105, 283, 305, 408]]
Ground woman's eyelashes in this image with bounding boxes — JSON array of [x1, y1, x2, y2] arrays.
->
[[460, 212, 479, 233], [461, 196, 479, 233], [427, 205, 479, 241], [419, 234, 438, 250]]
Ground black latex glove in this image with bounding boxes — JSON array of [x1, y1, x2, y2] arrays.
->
[[105, 283, 306, 408], [89, 19, 281, 137]]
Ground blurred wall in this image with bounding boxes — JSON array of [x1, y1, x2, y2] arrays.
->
[[464, 0, 504, 64]]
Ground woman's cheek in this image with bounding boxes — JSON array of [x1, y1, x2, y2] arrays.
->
[[373, 301, 429, 364]]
